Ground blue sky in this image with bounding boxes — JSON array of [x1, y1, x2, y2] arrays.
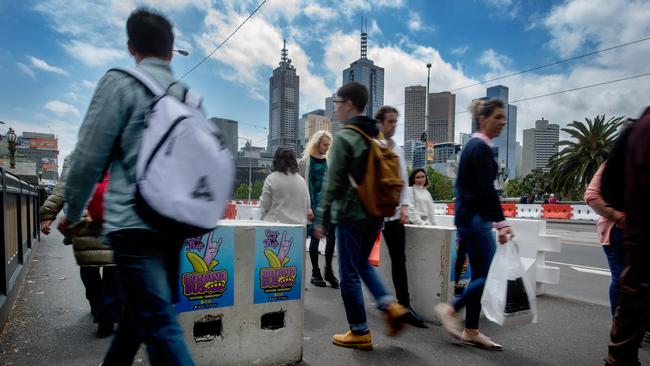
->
[[1, 0, 649, 162]]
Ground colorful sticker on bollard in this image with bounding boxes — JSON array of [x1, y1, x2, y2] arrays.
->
[[176, 228, 235, 312], [253, 227, 303, 304]]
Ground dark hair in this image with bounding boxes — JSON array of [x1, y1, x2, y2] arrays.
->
[[375, 106, 398, 122], [409, 168, 429, 187], [272, 147, 298, 175], [600, 118, 638, 210], [127, 8, 174, 58], [337, 82, 368, 113], [469, 98, 504, 131]]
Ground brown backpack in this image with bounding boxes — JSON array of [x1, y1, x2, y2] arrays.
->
[[344, 125, 404, 217]]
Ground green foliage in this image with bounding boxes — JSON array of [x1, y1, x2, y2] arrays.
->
[[233, 180, 264, 200], [503, 178, 523, 198], [425, 167, 454, 200], [548, 115, 623, 196]]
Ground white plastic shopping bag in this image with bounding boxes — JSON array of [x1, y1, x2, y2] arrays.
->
[[481, 240, 537, 326]]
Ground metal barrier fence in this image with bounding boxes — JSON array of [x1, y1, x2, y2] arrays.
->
[[0, 168, 40, 334]]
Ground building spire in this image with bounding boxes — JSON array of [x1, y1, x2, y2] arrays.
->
[[281, 38, 288, 63], [360, 17, 367, 59]]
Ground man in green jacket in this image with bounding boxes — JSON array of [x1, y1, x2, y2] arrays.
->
[[314, 82, 408, 350]]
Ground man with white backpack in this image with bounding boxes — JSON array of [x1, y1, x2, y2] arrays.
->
[[61, 8, 232, 366]]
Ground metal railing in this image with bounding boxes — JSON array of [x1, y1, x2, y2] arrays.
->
[[0, 168, 40, 334]]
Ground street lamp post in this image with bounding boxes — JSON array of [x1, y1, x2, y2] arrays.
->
[[238, 137, 252, 203], [425, 63, 432, 166], [6, 127, 17, 169]]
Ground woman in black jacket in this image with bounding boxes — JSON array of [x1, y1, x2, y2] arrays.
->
[[435, 98, 513, 351]]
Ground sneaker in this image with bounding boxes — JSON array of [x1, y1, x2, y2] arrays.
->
[[435, 303, 462, 340], [324, 268, 339, 289], [461, 330, 503, 351], [384, 302, 409, 337], [332, 330, 373, 350]]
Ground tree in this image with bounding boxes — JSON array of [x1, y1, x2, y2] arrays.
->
[[503, 178, 523, 198], [233, 180, 264, 200], [426, 167, 454, 200], [548, 115, 623, 196]]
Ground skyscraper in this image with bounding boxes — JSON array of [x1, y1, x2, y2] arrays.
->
[[210, 117, 238, 157], [342, 22, 384, 119], [325, 94, 341, 135], [404, 86, 426, 142], [428, 91, 456, 144], [474, 85, 518, 179], [269, 40, 300, 156], [522, 118, 559, 176]]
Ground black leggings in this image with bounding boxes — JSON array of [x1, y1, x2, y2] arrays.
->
[[309, 233, 335, 273]]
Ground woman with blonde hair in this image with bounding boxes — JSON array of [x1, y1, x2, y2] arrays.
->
[[298, 130, 338, 288]]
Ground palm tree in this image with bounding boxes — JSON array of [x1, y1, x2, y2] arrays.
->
[[548, 115, 624, 197]]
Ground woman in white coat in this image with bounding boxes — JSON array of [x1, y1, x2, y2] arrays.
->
[[260, 147, 312, 225], [408, 168, 436, 226]]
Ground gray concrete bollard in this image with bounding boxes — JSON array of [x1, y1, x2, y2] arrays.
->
[[378, 225, 459, 324], [176, 220, 305, 366]]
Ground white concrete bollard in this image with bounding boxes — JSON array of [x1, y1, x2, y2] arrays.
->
[[570, 204, 601, 221], [235, 204, 262, 220], [177, 220, 305, 366]]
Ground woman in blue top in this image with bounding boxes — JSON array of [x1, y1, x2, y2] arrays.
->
[[435, 98, 514, 351]]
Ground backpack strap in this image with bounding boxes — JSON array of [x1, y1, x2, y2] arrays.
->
[[110, 67, 166, 96]]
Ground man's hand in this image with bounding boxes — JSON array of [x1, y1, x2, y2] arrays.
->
[[307, 208, 314, 222], [615, 214, 626, 229], [399, 206, 409, 225], [57, 216, 71, 236], [497, 226, 513, 245], [313, 226, 325, 240], [40, 220, 53, 235]]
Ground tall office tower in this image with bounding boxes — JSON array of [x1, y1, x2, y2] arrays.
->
[[404, 86, 426, 141], [404, 140, 426, 169], [342, 20, 384, 119], [522, 118, 559, 176], [473, 85, 518, 179], [325, 94, 341, 135], [210, 117, 238, 156], [268, 40, 300, 156], [428, 91, 456, 143]]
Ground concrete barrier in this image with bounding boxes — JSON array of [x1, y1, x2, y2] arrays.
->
[[542, 204, 572, 219], [177, 220, 305, 366], [432, 215, 561, 294], [378, 225, 457, 323], [571, 204, 601, 221], [434, 203, 448, 215], [235, 205, 262, 220], [501, 203, 517, 218], [517, 204, 543, 219]]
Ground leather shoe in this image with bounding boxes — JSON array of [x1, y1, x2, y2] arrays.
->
[[332, 330, 372, 350]]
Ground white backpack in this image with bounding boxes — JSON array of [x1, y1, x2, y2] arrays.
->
[[113, 67, 234, 237]]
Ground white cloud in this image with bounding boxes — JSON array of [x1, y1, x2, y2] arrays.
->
[[477, 49, 512, 72], [16, 63, 36, 79], [303, 4, 336, 21], [28, 55, 69, 75], [407, 12, 422, 32], [451, 45, 470, 56], [62, 40, 125, 67], [45, 100, 80, 117], [81, 80, 96, 88], [194, 6, 330, 112]]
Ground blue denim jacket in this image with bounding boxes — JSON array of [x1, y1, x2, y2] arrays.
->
[[65, 58, 190, 234]]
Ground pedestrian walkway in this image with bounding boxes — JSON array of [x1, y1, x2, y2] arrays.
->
[[0, 222, 648, 365]]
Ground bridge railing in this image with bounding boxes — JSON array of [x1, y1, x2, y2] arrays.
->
[[0, 168, 40, 334]]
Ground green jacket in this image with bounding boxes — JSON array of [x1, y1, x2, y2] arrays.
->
[[315, 116, 379, 228]]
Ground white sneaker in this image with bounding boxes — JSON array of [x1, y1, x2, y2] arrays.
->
[[434, 303, 462, 340], [461, 330, 503, 351]]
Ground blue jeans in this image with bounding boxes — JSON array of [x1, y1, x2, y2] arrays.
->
[[336, 218, 394, 334], [103, 229, 194, 366], [604, 227, 626, 317], [453, 214, 496, 330]]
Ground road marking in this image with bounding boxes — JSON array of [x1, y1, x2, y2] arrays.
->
[[571, 267, 611, 276], [560, 240, 601, 247], [546, 260, 611, 276]]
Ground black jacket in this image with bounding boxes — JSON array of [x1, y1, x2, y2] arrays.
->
[[454, 137, 505, 227]]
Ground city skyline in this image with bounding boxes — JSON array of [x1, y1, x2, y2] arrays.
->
[[1, 1, 649, 163]]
